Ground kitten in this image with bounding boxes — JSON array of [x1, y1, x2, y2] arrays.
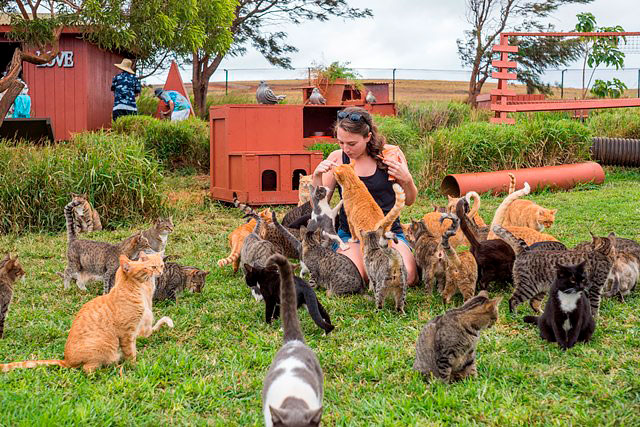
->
[[282, 201, 312, 228], [446, 191, 486, 227], [244, 262, 334, 334], [154, 261, 209, 301], [456, 198, 515, 289], [502, 175, 557, 232], [307, 185, 346, 250], [332, 162, 405, 244], [604, 251, 639, 300], [413, 291, 500, 383], [493, 225, 616, 316], [1, 254, 172, 373], [70, 193, 103, 234], [63, 201, 152, 293], [141, 217, 174, 255], [487, 182, 530, 239], [0, 254, 25, 338], [262, 254, 323, 427], [435, 214, 478, 304], [421, 212, 468, 247], [299, 226, 365, 296], [410, 220, 440, 290], [218, 208, 272, 273], [298, 175, 313, 206], [239, 212, 279, 301], [362, 227, 408, 313], [523, 261, 595, 350]]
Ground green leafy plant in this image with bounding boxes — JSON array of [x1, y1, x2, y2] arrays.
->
[[590, 78, 628, 98]]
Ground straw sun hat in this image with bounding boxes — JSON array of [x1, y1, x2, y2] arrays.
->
[[114, 58, 135, 74]]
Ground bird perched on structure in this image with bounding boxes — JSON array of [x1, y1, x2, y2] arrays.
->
[[307, 87, 326, 105], [256, 81, 286, 104], [366, 90, 377, 104]]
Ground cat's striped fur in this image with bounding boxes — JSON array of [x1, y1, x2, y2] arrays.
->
[[70, 193, 102, 234]]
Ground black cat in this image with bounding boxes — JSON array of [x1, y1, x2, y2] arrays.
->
[[244, 263, 335, 334], [524, 261, 595, 350]]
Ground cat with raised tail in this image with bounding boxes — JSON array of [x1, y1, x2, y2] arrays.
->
[[262, 254, 323, 427], [487, 181, 530, 239]]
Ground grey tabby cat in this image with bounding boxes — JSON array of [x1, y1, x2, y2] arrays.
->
[[239, 210, 279, 300], [298, 226, 364, 296], [413, 291, 500, 383], [154, 260, 209, 301], [70, 193, 103, 234], [142, 217, 174, 255], [307, 185, 346, 250], [282, 201, 312, 228], [493, 225, 616, 316], [262, 254, 323, 427], [63, 200, 152, 293], [362, 227, 408, 313], [410, 220, 440, 291], [0, 254, 25, 338]]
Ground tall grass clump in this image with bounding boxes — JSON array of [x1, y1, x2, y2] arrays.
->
[[136, 87, 159, 116], [191, 92, 256, 121], [398, 101, 485, 134], [112, 116, 209, 171], [0, 133, 166, 234], [588, 108, 640, 139], [416, 115, 592, 190]]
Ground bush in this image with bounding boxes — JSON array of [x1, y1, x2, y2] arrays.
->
[[588, 109, 640, 139], [136, 87, 159, 116], [307, 143, 339, 159], [112, 116, 209, 171], [416, 115, 592, 190], [0, 132, 166, 234], [397, 101, 483, 134]]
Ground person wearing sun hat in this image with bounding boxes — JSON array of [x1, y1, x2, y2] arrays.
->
[[111, 58, 141, 121]]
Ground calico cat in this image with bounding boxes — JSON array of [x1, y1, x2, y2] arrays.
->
[[502, 175, 557, 231], [70, 193, 103, 234], [154, 261, 209, 301], [218, 208, 272, 273], [0, 254, 25, 338], [307, 185, 346, 250], [410, 219, 440, 290], [244, 262, 334, 334], [487, 182, 531, 239], [435, 214, 478, 304], [604, 251, 639, 300], [299, 226, 365, 296], [298, 174, 313, 206], [282, 201, 312, 228], [63, 201, 152, 293], [362, 227, 408, 313], [523, 261, 595, 350], [456, 198, 515, 289], [493, 225, 616, 316], [332, 162, 405, 244], [421, 212, 468, 248], [1, 254, 172, 373], [446, 191, 486, 227], [262, 254, 323, 427], [413, 291, 501, 383], [141, 217, 174, 255]]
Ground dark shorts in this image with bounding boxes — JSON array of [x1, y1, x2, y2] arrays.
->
[[112, 109, 137, 121], [332, 228, 411, 252]]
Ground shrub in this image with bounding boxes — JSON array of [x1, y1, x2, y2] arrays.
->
[[137, 87, 159, 116], [416, 115, 592, 190], [0, 132, 166, 234], [588, 109, 640, 139], [308, 143, 339, 159], [112, 116, 209, 171]]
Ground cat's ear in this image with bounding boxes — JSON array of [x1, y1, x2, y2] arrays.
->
[[243, 264, 253, 274], [307, 407, 323, 424], [491, 296, 502, 307], [119, 255, 132, 273], [550, 209, 557, 215], [139, 253, 149, 262], [269, 406, 286, 424], [608, 231, 616, 238], [477, 290, 489, 299]]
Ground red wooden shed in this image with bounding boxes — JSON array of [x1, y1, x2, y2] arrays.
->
[[0, 26, 125, 140]]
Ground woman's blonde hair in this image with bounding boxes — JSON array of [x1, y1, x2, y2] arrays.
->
[[334, 106, 386, 169]]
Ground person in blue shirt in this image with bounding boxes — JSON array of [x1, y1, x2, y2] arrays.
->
[[12, 81, 31, 118], [155, 88, 192, 121], [111, 59, 141, 121]]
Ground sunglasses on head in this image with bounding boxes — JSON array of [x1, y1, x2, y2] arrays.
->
[[337, 111, 369, 125]]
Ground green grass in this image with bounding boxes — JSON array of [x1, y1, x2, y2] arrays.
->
[[1, 169, 639, 425]]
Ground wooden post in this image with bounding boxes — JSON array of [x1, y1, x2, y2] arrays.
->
[[490, 34, 517, 124]]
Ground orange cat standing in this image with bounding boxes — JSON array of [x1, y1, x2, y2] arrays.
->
[[1, 253, 171, 374], [502, 173, 557, 232], [218, 208, 272, 272]]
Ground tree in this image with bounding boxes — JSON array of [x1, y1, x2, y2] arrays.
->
[[0, 1, 234, 125], [457, 0, 594, 106], [189, 0, 373, 119]]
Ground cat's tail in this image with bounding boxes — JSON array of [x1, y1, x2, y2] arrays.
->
[[64, 200, 82, 242], [298, 279, 335, 334], [439, 213, 460, 253], [492, 225, 529, 256], [233, 192, 259, 217], [465, 191, 481, 222], [268, 254, 305, 343], [1, 359, 67, 372], [507, 173, 516, 194], [488, 182, 530, 239], [456, 198, 481, 250], [373, 183, 406, 231], [217, 247, 241, 269], [523, 315, 538, 324]]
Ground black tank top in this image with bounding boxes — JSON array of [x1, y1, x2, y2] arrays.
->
[[337, 151, 402, 235]]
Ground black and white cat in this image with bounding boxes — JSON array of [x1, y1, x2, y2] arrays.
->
[[524, 261, 595, 350], [262, 254, 324, 427], [243, 262, 334, 334], [308, 185, 346, 250]]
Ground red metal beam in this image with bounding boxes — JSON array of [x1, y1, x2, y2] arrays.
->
[[492, 71, 517, 80], [502, 31, 640, 37], [492, 60, 517, 68], [512, 98, 640, 112], [492, 44, 519, 53]]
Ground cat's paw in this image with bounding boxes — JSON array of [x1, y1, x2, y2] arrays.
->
[[339, 242, 349, 251], [347, 238, 357, 243]]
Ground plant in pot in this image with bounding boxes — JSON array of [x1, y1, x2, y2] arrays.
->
[[311, 61, 362, 105]]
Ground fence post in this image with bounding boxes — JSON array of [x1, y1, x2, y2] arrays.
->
[[637, 69, 640, 98], [392, 68, 396, 102], [561, 69, 567, 99], [224, 69, 228, 95], [308, 67, 311, 86]]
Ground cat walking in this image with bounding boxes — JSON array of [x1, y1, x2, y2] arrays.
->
[[0, 254, 25, 338]]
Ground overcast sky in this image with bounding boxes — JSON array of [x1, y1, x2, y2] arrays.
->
[[150, 0, 640, 86]]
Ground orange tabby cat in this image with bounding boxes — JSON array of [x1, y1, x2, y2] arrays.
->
[[333, 163, 405, 243], [495, 226, 558, 246], [298, 175, 313, 206], [446, 191, 486, 227], [218, 208, 272, 272], [1, 253, 170, 374], [421, 212, 469, 248], [503, 172, 556, 231]]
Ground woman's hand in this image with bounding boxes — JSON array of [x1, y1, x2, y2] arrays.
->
[[313, 159, 338, 178], [383, 157, 412, 185]]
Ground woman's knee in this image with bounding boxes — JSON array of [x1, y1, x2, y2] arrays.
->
[[338, 243, 368, 282], [394, 242, 418, 286]]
